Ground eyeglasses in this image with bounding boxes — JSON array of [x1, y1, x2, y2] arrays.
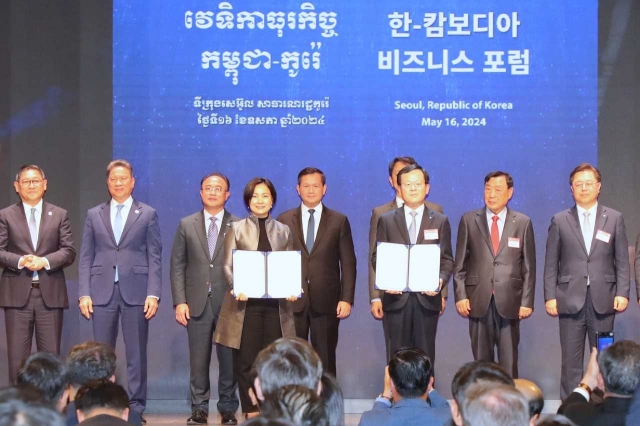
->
[[203, 186, 226, 194], [20, 180, 43, 187], [402, 182, 425, 189], [572, 181, 596, 190]]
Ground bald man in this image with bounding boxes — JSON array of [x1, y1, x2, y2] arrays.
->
[[515, 378, 544, 424]]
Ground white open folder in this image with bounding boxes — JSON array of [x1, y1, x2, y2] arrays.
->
[[375, 242, 440, 292], [232, 250, 302, 299]]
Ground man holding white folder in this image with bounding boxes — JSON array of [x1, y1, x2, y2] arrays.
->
[[372, 164, 454, 366]]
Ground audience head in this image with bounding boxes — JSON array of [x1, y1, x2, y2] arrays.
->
[[244, 418, 296, 426], [0, 398, 64, 426], [514, 378, 544, 421], [17, 352, 68, 412], [598, 340, 640, 396], [535, 415, 577, 426], [388, 347, 433, 400], [259, 385, 327, 426], [450, 361, 514, 426], [74, 380, 130, 422], [0, 385, 46, 406], [253, 338, 323, 401], [65, 342, 117, 393], [461, 382, 529, 426], [320, 373, 344, 426]]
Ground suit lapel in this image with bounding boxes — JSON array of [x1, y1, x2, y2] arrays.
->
[[589, 205, 608, 255], [292, 207, 307, 253], [119, 199, 142, 242], [415, 205, 434, 244], [567, 206, 588, 256], [393, 208, 411, 245], [311, 206, 331, 252], [194, 211, 210, 259], [474, 209, 493, 255], [35, 202, 53, 252], [211, 210, 232, 262], [495, 209, 516, 256], [13, 203, 35, 251], [99, 202, 117, 245]]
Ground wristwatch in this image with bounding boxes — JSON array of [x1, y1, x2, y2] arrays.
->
[[577, 382, 592, 396]]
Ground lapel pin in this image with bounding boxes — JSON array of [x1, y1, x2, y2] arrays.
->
[[48, 212, 52, 216], [134, 210, 140, 214]]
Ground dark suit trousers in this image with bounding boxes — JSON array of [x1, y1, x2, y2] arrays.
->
[[559, 287, 614, 399], [385, 294, 439, 367], [187, 294, 239, 414], [294, 301, 340, 376], [469, 296, 520, 377], [234, 299, 282, 413], [92, 283, 148, 415], [4, 288, 63, 384]]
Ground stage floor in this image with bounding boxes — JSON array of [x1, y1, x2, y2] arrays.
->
[[143, 413, 362, 425]]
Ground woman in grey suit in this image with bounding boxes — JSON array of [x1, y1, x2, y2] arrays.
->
[[214, 177, 297, 416]]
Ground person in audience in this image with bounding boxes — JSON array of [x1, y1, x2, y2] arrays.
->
[[0, 385, 47, 406], [461, 382, 530, 426], [515, 378, 544, 424], [244, 418, 296, 426], [320, 373, 344, 426], [75, 380, 132, 425], [250, 337, 323, 408], [537, 415, 577, 426], [0, 398, 65, 426], [449, 361, 515, 426], [625, 382, 640, 425], [259, 385, 328, 426], [358, 347, 451, 426], [65, 342, 118, 426], [558, 341, 640, 426], [17, 352, 69, 413], [213, 178, 298, 417]]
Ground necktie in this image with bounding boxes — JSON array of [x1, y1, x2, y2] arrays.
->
[[114, 204, 124, 282], [409, 210, 417, 244], [208, 217, 219, 259], [583, 212, 592, 253], [491, 215, 500, 255], [306, 209, 316, 252], [29, 208, 39, 281]]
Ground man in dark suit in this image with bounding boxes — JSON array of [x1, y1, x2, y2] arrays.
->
[[170, 172, 239, 425], [78, 159, 162, 423], [558, 341, 640, 426], [368, 157, 443, 360], [372, 164, 453, 365], [0, 164, 75, 384], [454, 171, 535, 377], [277, 167, 356, 376], [544, 163, 630, 399]]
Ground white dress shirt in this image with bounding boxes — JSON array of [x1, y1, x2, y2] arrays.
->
[[110, 196, 134, 241], [404, 203, 425, 240], [486, 207, 508, 240], [576, 203, 598, 253], [18, 199, 50, 271]]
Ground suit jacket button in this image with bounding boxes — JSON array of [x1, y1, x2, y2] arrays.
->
[[587, 259, 590, 263], [113, 266, 116, 269], [493, 262, 498, 266], [584, 276, 588, 279], [210, 264, 214, 268], [490, 279, 494, 283]]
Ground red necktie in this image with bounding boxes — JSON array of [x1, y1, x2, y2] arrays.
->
[[491, 215, 500, 255]]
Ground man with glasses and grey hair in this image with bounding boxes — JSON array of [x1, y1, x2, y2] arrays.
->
[[0, 164, 75, 384]]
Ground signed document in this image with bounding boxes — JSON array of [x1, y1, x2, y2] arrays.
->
[[375, 242, 440, 292], [233, 250, 302, 298]]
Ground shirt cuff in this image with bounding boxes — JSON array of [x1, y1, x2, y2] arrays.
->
[[573, 387, 590, 401], [371, 298, 381, 303], [43, 258, 50, 270], [147, 296, 160, 300], [18, 257, 25, 269], [374, 397, 392, 407]]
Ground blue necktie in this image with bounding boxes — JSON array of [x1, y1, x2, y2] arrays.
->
[[114, 204, 124, 282], [29, 208, 39, 281], [306, 209, 315, 252]]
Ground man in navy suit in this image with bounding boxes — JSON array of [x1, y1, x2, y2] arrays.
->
[[78, 159, 162, 423], [358, 347, 451, 426], [544, 163, 630, 399]]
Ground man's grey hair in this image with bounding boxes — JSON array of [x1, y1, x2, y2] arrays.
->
[[462, 382, 529, 426], [598, 340, 640, 396], [253, 338, 322, 396]]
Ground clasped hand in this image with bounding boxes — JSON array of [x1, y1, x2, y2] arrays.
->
[[20, 255, 46, 271]]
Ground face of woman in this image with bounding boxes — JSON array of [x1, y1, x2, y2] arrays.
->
[[250, 183, 273, 218]]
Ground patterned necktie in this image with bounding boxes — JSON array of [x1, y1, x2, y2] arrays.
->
[[114, 204, 124, 282], [491, 215, 500, 255], [29, 208, 39, 280], [208, 217, 219, 259], [306, 209, 315, 252], [409, 210, 417, 244], [583, 212, 592, 253]]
